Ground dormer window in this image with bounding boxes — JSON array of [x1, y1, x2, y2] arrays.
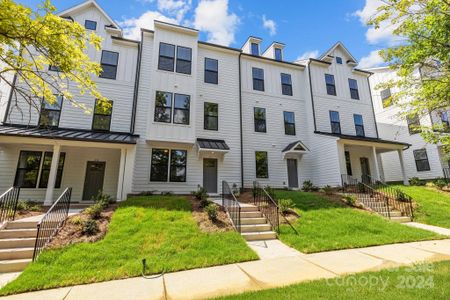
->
[[251, 43, 259, 56], [85, 20, 97, 30], [336, 57, 343, 64], [274, 48, 282, 61]]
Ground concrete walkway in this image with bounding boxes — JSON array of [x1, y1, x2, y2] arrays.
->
[[2, 239, 450, 300], [404, 222, 450, 236]]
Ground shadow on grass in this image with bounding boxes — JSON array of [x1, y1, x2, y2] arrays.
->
[[121, 196, 192, 211], [275, 190, 345, 212]]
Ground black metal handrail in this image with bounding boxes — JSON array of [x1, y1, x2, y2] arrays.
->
[[0, 187, 20, 224], [341, 174, 359, 193], [33, 187, 72, 261], [253, 181, 279, 233], [358, 182, 392, 219], [222, 181, 241, 232]]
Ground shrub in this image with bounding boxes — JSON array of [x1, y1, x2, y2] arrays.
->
[[161, 191, 173, 196], [84, 203, 103, 220], [191, 185, 207, 200], [70, 215, 83, 226], [302, 180, 319, 192], [433, 178, 448, 190], [15, 200, 29, 211], [409, 177, 425, 186], [343, 195, 357, 206], [92, 191, 114, 208], [396, 191, 409, 202], [15, 200, 41, 212], [82, 219, 99, 236], [200, 194, 210, 208], [357, 182, 366, 193], [204, 203, 218, 221], [278, 199, 295, 214], [322, 185, 333, 195]]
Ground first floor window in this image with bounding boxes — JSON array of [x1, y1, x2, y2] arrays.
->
[[255, 151, 268, 178], [99, 50, 119, 79], [413, 149, 430, 172], [407, 115, 421, 134], [173, 94, 190, 125], [345, 151, 352, 176], [14, 151, 42, 188], [92, 99, 113, 131], [150, 149, 187, 182], [329, 111, 341, 134], [38, 152, 66, 188], [154, 91, 173, 123], [283, 111, 296, 135], [353, 114, 365, 137], [39, 95, 63, 127], [254, 107, 267, 133], [204, 102, 218, 130]]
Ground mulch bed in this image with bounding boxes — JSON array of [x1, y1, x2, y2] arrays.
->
[[13, 210, 45, 220], [190, 197, 234, 233]]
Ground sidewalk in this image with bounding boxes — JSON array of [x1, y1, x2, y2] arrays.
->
[[3, 238, 450, 300]]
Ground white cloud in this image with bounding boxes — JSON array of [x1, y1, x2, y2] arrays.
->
[[296, 50, 319, 61], [119, 11, 178, 40], [262, 15, 276, 36], [358, 49, 384, 68], [194, 0, 239, 46], [157, 0, 192, 22]]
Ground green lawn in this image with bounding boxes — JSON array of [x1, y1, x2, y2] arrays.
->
[[0, 196, 257, 296], [393, 185, 450, 229], [275, 191, 441, 253], [216, 260, 450, 300]]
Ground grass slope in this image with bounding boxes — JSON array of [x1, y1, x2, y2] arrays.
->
[[0, 196, 257, 296], [393, 185, 450, 229], [217, 260, 450, 300], [275, 191, 441, 253]]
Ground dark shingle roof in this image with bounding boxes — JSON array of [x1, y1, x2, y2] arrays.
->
[[282, 140, 310, 152], [197, 138, 230, 150]]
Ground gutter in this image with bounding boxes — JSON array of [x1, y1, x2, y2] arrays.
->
[[130, 31, 143, 134], [307, 60, 317, 131], [238, 52, 244, 189]]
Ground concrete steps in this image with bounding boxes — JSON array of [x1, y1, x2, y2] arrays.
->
[[229, 204, 276, 241], [354, 193, 412, 223], [0, 258, 32, 273]]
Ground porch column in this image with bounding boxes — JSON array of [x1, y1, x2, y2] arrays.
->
[[116, 148, 126, 201], [397, 149, 409, 185], [117, 147, 135, 201], [371, 146, 381, 181], [336, 142, 347, 176], [44, 143, 61, 205]]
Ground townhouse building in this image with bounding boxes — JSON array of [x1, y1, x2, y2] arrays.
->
[[369, 66, 449, 182], [0, 0, 413, 202]]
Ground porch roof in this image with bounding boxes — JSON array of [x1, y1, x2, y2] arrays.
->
[[282, 140, 310, 152], [196, 138, 230, 151], [314, 131, 411, 147], [0, 125, 139, 144]]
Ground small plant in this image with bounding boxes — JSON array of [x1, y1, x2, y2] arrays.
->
[[84, 203, 103, 220], [264, 185, 276, 199], [70, 215, 83, 226], [200, 194, 210, 208], [192, 185, 207, 200], [82, 219, 99, 236], [161, 191, 173, 196], [433, 178, 448, 190], [357, 182, 366, 193], [278, 199, 295, 215], [204, 203, 218, 221], [343, 195, 357, 206], [92, 191, 114, 208], [322, 185, 333, 195], [15, 200, 29, 211], [409, 177, 425, 186], [15, 200, 41, 212], [396, 191, 409, 202], [302, 180, 319, 192]]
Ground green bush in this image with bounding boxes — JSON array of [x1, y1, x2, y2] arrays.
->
[[343, 195, 357, 206], [84, 203, 103, 220], [191, 185, 207, 200], [302, 180, 319, 192], [433, 178, 448, 190], [409, 177, 425, 186], [322, 185, 333, 195], [81, 219, 99, 236], [161, 191, 173, 196], [92, 191, 114, 208], [15, 200, 29, 211], [15, 200, 41, 212], [70, 215, 83, 226], [200, 194, 210, 208], [278, 199, 296, 214], [204, 203, 218, 221]]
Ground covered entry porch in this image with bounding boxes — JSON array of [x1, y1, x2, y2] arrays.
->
[[0, 126, 137, 204]]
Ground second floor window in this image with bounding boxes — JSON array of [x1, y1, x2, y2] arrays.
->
[[176, 46, 192, 74], [251, 43, 259, 55], [281, 73, 293, 96], [329, 111, 341, 134], [204, 58, 218, 84], [381, 88, 392, 108], [99, 50, 119, 80], [284, 111, 296, 135], [254, 107, 266, 133], [204, 102, 218, 130], [353, 114, 365, 137], [413, 149, 430, 172], [39, 95, 63, 128], [154, 91, 172, 123], [407, 115, 421, 134], [255, 151, 268, 178], [348, 79, 359, 100], [252, 67, 264, 91], [274, 48, 282, 61], [158, 43, 175, 72], [92, 99, 113, 131], [173, 94, 190, 125], [325, 74, 336, 96]]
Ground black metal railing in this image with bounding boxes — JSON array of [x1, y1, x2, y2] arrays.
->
[[222, 181, 241, 232], [253, 181, 279, 233], [341, 174, 359, 193], [33, 187, 72, 261], [0, 187, 20, 224], [357, 182, 392, 219], [444, 168, 450, 181]]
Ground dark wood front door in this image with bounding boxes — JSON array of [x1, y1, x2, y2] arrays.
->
[[203, 158, 218, 193], [287, 159, 299, 188], [83, 161, 106, 200]]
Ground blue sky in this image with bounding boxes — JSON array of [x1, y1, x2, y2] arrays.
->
[[17, 0, 391, 68]]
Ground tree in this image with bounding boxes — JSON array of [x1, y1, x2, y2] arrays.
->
[[0, 0, 108, 120], [369, 0, 450, 153]]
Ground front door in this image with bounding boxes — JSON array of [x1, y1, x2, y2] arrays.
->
[[287, 159, 299, 188], [83, 161, 106, 200], [360, 157, 371, 183], [203, 158, 218, 193]]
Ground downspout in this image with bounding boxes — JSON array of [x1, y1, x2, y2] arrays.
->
[[307, 60, 317, 131], [238, 52, 244, 189], [366, 75, 379, 138], [130, 31, 144, 134]]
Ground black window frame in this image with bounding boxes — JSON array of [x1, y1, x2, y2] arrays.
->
[[348, 78, 360, 100], [325, 74, 337, 96], [281, 73, 293, 96], [14, 151, 42, 188], [413, 149, 431, 172], [440, 111, 449, 128], [158, 42, 175, 72], [99, 50, 119, 80], [176, 46, 192, 75], [251, 43, 259, 55], [255, 151, 269, 178], [274, 48, 282, 61], [154, 91, 173, 123], [407, 115, 421, 135], [150, 148, 187, 182], [381, 88, 392, 108], [345, 151, 353, 176], [254, 107, 267, 133], [252, 67, 265, 91], [92, 99, 113, 131], [173, 93, 190, 125], [48, 65, 61, 72], [150, 149, 170, 182], [204, 58, 218, 84], [329, 110, 341, 134], [283, 111, 296, 136], [336, 56, 343, 64], [353, 114, 365, 137], [169, 150, 187, 182], [39, 94, 63, 128], [204, 102, 218, 131], [38, 152, 66, 189], [84, 20, 97, 30]]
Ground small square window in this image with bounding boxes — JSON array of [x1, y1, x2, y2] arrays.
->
[[336, 57, 343, 64], [274, 48, 282, 61], [251, 43, 259, 55], [85, 20, 97, 30]]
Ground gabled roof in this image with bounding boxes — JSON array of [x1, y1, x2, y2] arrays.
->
[[282, 140, 310, 153], [318, 42, 357, 64], [58, 0, 121, 31]]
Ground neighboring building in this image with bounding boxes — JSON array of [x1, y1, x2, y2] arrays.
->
[[369, 66, 448, 182]]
